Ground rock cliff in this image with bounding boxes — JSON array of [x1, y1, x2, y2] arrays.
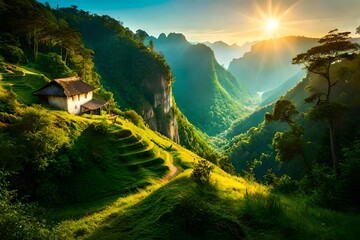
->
[[57, 8, 180, 142]]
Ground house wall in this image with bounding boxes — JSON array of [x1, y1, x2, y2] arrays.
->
[[48, 96, 68, 111], [67, 91, 93, 114]]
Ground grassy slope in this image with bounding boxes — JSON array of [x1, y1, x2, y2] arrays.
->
[[53, 165, 360, 240], [2, 65, 359, 240]]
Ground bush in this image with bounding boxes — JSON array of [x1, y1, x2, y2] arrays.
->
[[36, 53, 73, 78], [123, 110, 145, 128], [305, 164, 340, 209], [0, 171, 50, 240], [240, 192, 282, 226], [0, 44, 27, 64], [175, 197, 211, 235], [90, 120, 109, 135], [341, 140, 360, 208], [191, 159, 213, 184]]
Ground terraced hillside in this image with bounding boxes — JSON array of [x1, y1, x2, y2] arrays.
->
[[0, 64, 176, 211]]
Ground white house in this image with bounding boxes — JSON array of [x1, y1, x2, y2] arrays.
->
[[33, 77, 109, 115]]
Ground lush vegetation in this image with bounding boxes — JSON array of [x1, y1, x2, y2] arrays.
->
[[1, 1, 360, 239], [225, 30, 360, 211], [53, 6, 176, 140]]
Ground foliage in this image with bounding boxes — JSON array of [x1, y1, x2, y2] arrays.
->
[[292, 29, 359, 174], [191, 159, 214, 184], [265, 99, 310, 172], [123, 110, 145, 128], [306, 101, 346, 121], [263, 169, 299, 194], [175, 105, 219, 164], [241, 192, 283, 225], [0, 171, 50, 240], [55, 7, 174, 137], [340, 139, 360, 207], [265, 98, 298, 127], [0, 43, 27, 64], [35, 53, 73, 78], [11, 106, 70, 170], [292, 29, 358, 101], [0, 0, 100, 86], [89, 119, 109, 134]]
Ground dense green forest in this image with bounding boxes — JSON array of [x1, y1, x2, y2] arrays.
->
[[223, 31, 360, 209], [1, 0, 360, 239]]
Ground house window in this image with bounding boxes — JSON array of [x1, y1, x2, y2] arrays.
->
[[78, 95, 80, 101], [85, 93, 88, 99], [72, 96, 75, 102], [75, 105, 77, 109]]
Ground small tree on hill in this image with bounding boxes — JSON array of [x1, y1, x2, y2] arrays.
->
[[265, 99, 311, 172], [191, 159, 213, 185], [292, 29, 359, 175]]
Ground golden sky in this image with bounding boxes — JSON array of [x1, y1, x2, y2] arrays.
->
[[39, 0, 360, 45]]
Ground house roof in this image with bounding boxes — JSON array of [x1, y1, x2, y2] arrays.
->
[[81, 99, 109, 111], [33, 77, 96, 97]]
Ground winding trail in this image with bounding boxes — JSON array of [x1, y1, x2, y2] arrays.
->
[[159, 151, 178, 183]]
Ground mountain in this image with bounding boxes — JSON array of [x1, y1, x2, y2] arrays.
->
[[228, 36, 318, 93], [150, 33, 254, 136], [2, 1, 360, 239], [224, 55, 360, 179], [56, 8, 179, 143], [260, 70, 306, 107], [203, 41, 254, 68]]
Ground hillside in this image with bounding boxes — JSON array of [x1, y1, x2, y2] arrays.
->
[[150, 33, 254, 136], [0, 0, 219, 171], [1, 61, 360, 240], [228, 36, 318, 93], [224, 54, 360, 180], [55, 7, 179, 143], [2, 1, 360, 239]]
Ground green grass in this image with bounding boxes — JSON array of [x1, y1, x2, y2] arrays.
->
[[53, 169, 360, 240], [0, 64, 49, 105], [2, 64, 359, 240]]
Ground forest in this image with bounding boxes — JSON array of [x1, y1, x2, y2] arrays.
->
[[0, 0, 360, 239]]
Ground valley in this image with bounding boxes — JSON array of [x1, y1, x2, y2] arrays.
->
[[1, 0, 360, 239]]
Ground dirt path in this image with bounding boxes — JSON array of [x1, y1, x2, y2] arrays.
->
[[159, 152, 178, 183]]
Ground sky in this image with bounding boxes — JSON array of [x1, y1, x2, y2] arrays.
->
[[38, 0, 360, 45]]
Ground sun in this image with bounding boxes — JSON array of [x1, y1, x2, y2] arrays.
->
[[265, 19, 279, 32]]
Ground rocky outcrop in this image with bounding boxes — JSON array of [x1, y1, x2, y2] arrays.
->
[[141, 74, 179, 143]]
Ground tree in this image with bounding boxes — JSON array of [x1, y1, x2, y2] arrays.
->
[[135, 29, 149, 43], [292, 29, 359, 175], [292, 29, 358, 102], [265, 99, 311, 172]]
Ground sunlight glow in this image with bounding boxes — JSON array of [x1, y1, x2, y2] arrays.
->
[[265, 19, 279, 32]]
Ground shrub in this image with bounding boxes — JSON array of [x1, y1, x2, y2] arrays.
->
[[0, 44, 27, 64], [90, 120, 109, 135], [0, 171, 50, 240], [36, 53, 73, 78], [123, 110, 145, 128], [191, 159, 213, 184], [241, 192, 282, 226], [341, 140, 360, 207]]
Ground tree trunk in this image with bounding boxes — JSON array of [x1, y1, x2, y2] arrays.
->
[[64, 49, 68, 65], [301, 149, 312, 174], [33, 30, 39, 63], [328, 118, 338, 176]]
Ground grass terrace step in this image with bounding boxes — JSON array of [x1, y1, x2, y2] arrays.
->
[[119, 140, 155, 157]]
